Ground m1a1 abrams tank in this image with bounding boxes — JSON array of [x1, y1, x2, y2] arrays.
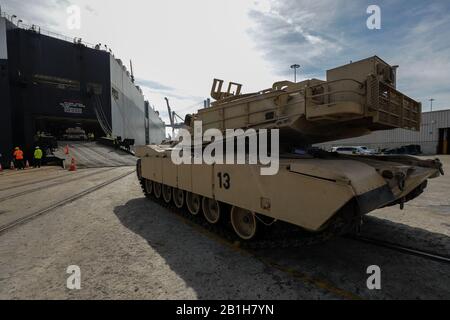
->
[[136, 56, 444, 244]]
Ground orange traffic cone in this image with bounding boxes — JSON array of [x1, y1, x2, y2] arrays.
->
[[10, 161, 15, 170], [69, 158, 77, 172], [65, 145, 69, 155]]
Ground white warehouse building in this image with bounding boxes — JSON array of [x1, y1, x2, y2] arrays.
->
[[317, 109, 450, 155]]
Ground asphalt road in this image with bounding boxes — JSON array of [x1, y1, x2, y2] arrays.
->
[[0, 157, 449, 299]]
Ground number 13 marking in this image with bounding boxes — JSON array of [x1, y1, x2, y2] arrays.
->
[[218, 173, 231, 190]]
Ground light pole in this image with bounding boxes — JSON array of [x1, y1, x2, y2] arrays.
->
[[290, 64, 300, 83], [429, 98, 435, 112]]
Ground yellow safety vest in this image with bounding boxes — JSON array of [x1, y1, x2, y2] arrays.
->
[[34, 149, 43, 159]]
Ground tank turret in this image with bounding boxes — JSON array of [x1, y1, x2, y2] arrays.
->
[[194, 56, 420, 147]]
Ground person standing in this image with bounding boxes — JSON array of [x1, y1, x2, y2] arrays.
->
[[34, 146, 43, 168], [13, 147, 25, 170]]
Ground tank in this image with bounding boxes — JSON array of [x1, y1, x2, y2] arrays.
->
[[62, 127, 88, 141], [135, 56, 444, 244]]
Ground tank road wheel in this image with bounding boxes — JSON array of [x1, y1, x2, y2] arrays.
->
[[153, 182, 162, 200], [162, 185, 173, 204], [144, 179, 153, 196], [173, 189, 185, 209], [186, 193, 202, 216], [231, 207, 258, 241], [202, 198, 222, 225]]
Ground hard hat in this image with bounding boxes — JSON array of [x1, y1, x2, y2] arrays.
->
[[15, 147, 19, 150], [36, 146, 40, 149]]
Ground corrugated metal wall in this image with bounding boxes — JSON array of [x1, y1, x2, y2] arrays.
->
[[317, 110, 450, 154]]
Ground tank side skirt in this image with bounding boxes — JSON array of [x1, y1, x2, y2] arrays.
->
[[140, 155, 359, 232]]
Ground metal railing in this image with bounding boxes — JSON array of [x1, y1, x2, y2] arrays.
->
[[1, 10, 100, 50]]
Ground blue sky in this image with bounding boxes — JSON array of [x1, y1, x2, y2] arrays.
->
[[249, 0, 450, 110], [1, 0, 449, 121]]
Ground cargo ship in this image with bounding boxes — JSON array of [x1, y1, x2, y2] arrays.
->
[[0, 13, 166, 166]]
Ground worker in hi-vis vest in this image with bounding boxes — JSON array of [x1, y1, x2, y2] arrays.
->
[[13, 147, 25, 170], [34, 146, 43, 168]]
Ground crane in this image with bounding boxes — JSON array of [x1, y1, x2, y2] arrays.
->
[[165, 97, 187, 138]]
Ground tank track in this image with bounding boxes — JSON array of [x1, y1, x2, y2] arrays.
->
[[138, 178, 347, 250]]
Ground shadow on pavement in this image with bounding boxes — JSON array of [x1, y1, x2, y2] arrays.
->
[[114, 197, 450, 300]]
